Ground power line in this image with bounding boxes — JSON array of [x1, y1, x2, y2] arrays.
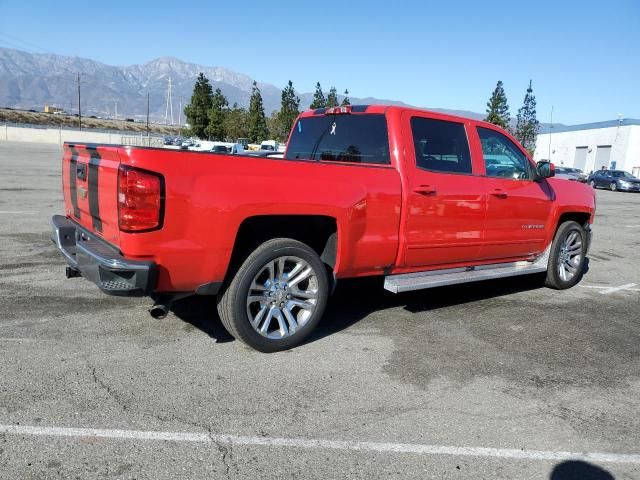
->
[[0, 31, 55, 54]]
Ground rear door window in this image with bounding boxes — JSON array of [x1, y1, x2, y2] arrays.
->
[[410, 117, 472, 174], [285, 114, 390, 165]]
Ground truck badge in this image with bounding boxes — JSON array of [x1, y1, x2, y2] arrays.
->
[[330, 122, 336, 135]]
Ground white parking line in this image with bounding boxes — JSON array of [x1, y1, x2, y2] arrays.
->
[[624, 225, 640, 228], [580, 284, 639, 293], [1, 424, 640, 464], [0, 211, 37, 215]]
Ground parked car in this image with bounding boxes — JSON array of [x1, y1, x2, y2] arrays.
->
[[587, 169, 640, 192], [260, 140, 279, 151], [51, 105, 595, 352], [554, 167, 588, 183]]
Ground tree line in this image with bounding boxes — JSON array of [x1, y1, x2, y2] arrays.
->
[[183, 74, 350, 143], [184, 71, 541, 152], [484, 79, 540, 154]]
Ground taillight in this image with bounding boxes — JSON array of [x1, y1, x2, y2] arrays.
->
[[324, 106, 352, 115], [118, 166, 164, 232]]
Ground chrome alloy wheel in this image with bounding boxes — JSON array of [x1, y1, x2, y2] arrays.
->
[[557, 230, 583, 282], [246, 256, 319, 339]]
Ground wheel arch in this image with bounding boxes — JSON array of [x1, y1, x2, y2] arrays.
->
[[226, 214, 338, 285]]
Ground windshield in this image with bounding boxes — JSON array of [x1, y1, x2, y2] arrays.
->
[[285, 114, 390, 165]]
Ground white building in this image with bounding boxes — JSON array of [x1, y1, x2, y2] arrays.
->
[[534, 119, 640, 177]]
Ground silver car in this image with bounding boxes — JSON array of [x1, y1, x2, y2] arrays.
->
[[554, 167, 588, 183]]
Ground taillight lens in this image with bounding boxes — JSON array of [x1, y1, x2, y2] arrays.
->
[[118, 166, 164, 232]]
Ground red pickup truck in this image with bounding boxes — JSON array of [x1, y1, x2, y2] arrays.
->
[[52, 105, 595, 352]]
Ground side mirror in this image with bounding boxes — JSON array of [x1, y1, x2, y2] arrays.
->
[[536, 161, 555, 179]]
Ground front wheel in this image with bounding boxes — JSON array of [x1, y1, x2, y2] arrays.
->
[[217, 238, 329, 352], [589, 180, 596, 188], [545, 221, 587, 289], [610, 182, 617, 191]]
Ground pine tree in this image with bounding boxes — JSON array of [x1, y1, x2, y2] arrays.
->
[[485, 80, 510, 129], [275, 80, 300, 140], [183, 72, 213, 138], [341, 89, 350, 106], [205, 88, 228, 140], [326, 87, 339, 107], [247, 81, 268, 142], [310, 82, 326, 109], [223, 103, 249, 140], [515, 80, 540, 154]]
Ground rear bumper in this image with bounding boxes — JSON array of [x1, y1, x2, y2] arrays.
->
[[51, 215, 156, 296]]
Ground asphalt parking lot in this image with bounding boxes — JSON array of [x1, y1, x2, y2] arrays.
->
[[0, 141, 639, 479]]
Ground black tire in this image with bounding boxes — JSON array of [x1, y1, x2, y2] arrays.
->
[[610, 182, 617, 191], [217, 238, 329, 352], [589, 180, 596, 188], [544, 221, 587, 289]]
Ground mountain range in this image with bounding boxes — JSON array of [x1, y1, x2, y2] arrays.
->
[[0, 47, 497, 123]]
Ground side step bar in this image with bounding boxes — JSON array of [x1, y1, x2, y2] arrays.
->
[[384, 247, 550, 294]]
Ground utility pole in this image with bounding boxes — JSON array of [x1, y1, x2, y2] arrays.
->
[[548, 105, 553, 162], [76, 72, 82, 131], [114, 100, 118, 120], [146, 93, 150, 146]]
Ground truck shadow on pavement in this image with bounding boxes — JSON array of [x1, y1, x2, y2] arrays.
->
[[550, 460, 614, 480], [171, 259, 589, 346]]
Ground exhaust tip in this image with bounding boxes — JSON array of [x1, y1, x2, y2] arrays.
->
[[149, 305, 169, 320], [65, 266, 82, 278]]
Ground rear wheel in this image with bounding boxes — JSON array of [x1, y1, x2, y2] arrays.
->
[[217, 238, 329, 352], [610, 182, 617, 191], [589, 180, 596, 188], [545, 221, 587, 289]]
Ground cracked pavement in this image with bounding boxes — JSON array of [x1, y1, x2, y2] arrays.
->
[[0, 142, 639, 479]]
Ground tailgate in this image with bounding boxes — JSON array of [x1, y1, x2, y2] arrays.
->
[[62, 144, 121, 245]]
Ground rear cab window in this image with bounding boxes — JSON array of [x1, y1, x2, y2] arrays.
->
[[285, 113, 390, 165]]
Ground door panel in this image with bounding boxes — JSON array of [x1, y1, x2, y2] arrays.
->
[[400, 114, 486, 268], [475, 126, 553, 260], [481, 177, 553, 259]]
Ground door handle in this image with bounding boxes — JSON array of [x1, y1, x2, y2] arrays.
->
[[76, 163, 87, 181], [414, 185, 437, 196], [490, 189, 508, 199]]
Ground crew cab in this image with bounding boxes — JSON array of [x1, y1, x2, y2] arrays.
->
[[51, 105, 595, 352]]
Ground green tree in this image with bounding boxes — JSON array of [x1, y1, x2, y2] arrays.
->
[[274, 80, 300, 140], [247, 81, 268, 142], [183, 72, 213, 138], [515, 80, 540, 154], [341, 89, 350, 106], [223, 103, 249, 141], [326, 86, 339, 107], [485, 80, 510, 129], [310, 82, 326, 109], [205, 88, 228, 140]]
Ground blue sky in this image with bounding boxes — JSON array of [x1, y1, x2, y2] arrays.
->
[[1, 0, 638, 124]]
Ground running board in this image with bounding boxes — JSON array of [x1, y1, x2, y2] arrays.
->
[[384, 246, 550, 294]]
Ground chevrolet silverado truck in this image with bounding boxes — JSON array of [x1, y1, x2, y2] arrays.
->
[[52, 105, 595, 352]]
